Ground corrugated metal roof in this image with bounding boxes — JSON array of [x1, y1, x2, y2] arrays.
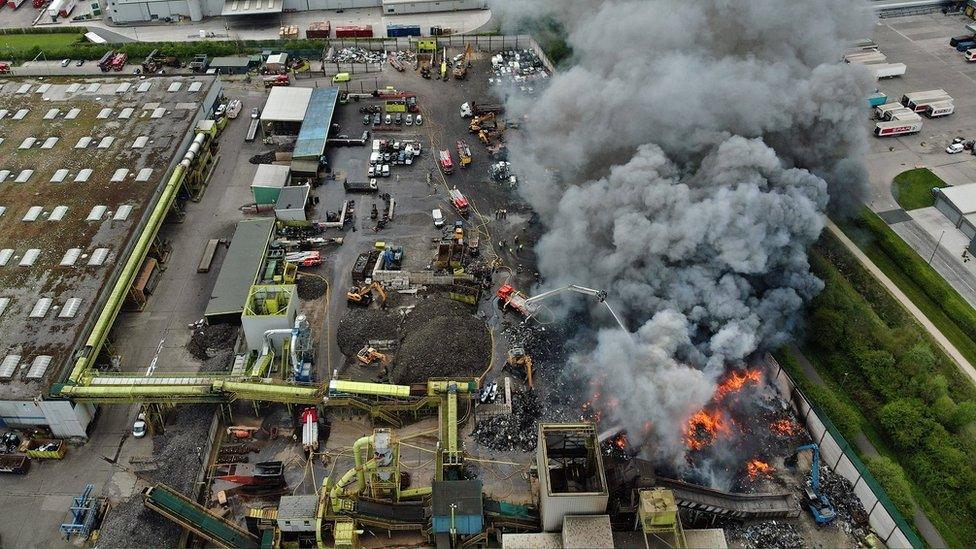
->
[[60, 248, 82, 266], [87, 205, 106, 221], [88, 248, 109, 266], [131, 136, 149, 149], [15, 170, 34, 183], [65, 108, 81, 119], [136, 168, 154, 182], [26, 355, 52, 380], [75, 168, 92, 182], [0, 249, 13, 266], [111, 168, 129, 182], [20, 249, 40, 266], [262, 87, 313, 122], [49, 205, 68, 221], [0, 297, 9, 318], [22, 206, 43, 222], [293, 87, 339, 159], [51, 169, 70, 183], [97, 136, 115, 148], [97, 108, 112, 119], [44, 108, 60, 120], [29, 297, 51, 318], [59, 298, 82, 318], [114, 204, 133, 221], [41, 137, 59, 149], [205, 218, 277, 319], [0, 355, 20, 381]]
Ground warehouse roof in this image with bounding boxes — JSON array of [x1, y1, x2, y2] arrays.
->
[[261, 87, 312, 123], [561, 515, 613, 549], [210, 56, 251, 68], [275, 185, 310, 211], [293, 87, 339, 160], [937, 183, 976, 214], [251, 164, 291, 189], [205, 218, 275, 322], [0, 75, 217, 399], [502, 533, 563, 549], [221, 0, 283, 16]]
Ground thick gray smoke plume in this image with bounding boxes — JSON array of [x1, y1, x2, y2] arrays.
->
[[497, 0, 873, 465]]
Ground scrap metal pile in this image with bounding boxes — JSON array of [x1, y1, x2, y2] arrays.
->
[[818, 466, 870, 533], [328, 47, 385, 64], [296, 275, 327, 300], [728, 521, 804, 549], [472, 387, 541, 452], [187, 323, 238, 363], [391, 297, 490, 384], [489, 49, 548, 93]]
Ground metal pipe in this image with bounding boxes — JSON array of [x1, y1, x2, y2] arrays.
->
[[328, 380, 411, 398], [66, 129, 209, 385]]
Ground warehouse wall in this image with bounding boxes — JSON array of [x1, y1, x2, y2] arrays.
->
[[0, 400, 94, 439], [307, 0, 380, 10], [108, 0, 219, 22], [381, 0, 486, 15]]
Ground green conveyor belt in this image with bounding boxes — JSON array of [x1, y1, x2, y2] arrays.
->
[[144, 486, 259, 549]]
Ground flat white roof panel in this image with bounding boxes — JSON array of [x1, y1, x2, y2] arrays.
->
[[75, 169, 92, 183], [0, 171, 8, 182], [16, 84, 31, 94], [13, 109, 29, 120], [116, 82, 132, 93], [19, 137, 36, 149], [262, 87, 312, 122], [51, 169, 70, 183], [43, 108, 60, 120], [15, 170, 34, 183], [87, 205, 107, 221], [114, 204, 133, 220], [26, 355, 52, 379], [67, 83, 82, 93], [151, 107, 166, 119], [0, 355, 20, 380], [49, 205, 68, 221], [60, 248, 81, 266], [87, 83, 100, 93], [22, 206, 43, 222], [36, 83, 51, 94], [188, 81, 203, 92], [41, 137, 59, 149], [118, 107, 134, 119], [75, 136, 92, 149], [167, 82, 182, 92], [20, 249, 41, 267], [88, 248, 109, 266], [0, 297, 7, 318], [65, 108, 81, 119], [111, 168, 129, 182], [0, 249, 12, 266], [938, 183, 976, 215], [97, 108, 112, 119], [137, 81, 152, 92], [97, 136, 115, 149], [135, 168, 154, 182], [59, 298, 82, 318], [131, 136, 149, 149]]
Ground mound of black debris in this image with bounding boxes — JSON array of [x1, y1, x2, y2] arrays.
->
[[336, 309, 398, 357], [818, 466, 869, 527], [391, 300, 490, 383], [472, 388, 541, 452], [730, 521, 804, 549], [296, 275, 327, 300], [187, 323, 238, 361]]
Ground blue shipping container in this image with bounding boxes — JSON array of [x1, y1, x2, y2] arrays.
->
[[387, 24, 422, 38], [432, 515, 483, 535]]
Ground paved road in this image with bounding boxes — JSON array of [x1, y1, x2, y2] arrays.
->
[[828, 220, 976, 386], [786, 345, 948, 549]]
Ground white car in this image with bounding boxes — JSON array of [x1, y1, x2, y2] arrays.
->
[[132, 413, 147, 438], [947, 143, 965, 154], [368, 165, 376, 177], [432, 208, 444, 227], [226, 99, 242, 119], [415, 114, 423, 126], [405, 114, 413, 126], [382, 164, 390, 177]]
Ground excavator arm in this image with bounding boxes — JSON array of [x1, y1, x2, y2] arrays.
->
[[522, 285, 627, 331]]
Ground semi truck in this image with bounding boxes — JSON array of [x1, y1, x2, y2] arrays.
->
[[439, 150, 454, 174], [874, 119, 922, 137], [343, 179, 379, 193], [843, 50, 886, 64], [97, 50, 115, 72], [110, 52, 127, 71], [901, 89, 951, 111], [871, 62, 906, 79], [449, 187, 469, 216], [460, 101, 504, 118], [874, 102, 904, 119], [6, 0, 27, 9]]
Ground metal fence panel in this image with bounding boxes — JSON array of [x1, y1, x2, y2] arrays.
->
[[834, 454, 860, 484], [852, 475, 879, 512]]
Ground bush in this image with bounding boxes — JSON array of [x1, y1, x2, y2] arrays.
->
[[865, 456, 916, 518], [878, 399, 932, 450]]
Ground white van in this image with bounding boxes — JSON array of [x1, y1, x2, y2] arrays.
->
[[432, 208, 444, 227], [369, 151, 381, 164]]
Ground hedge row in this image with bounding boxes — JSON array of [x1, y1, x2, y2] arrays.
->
[[0, 27, 87, 35], [2, 37, 328, 62]]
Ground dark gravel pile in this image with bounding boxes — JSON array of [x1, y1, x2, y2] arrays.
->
[[336, 309, 398, 356], [730, 521, 804, 549], [99, 405, 216, 549], [296, 276, 327, 300], [249, 150, 276, 164], [391, 312, 490, 383], [187, 324, 238, 360], [472, 388, 541, 452]]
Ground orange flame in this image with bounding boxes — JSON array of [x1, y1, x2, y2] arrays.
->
[[613, 433, 628, 450], [770, 419, 799, 437], [747, 458, 774, 479], [684, 409, 728, 450], [714, 368, 762, 401]]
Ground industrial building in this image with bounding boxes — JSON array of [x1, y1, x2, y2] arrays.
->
[[105, 0, 486, 24], [0, 75, 221, 437], [204, 218, 277, 323], [933, 183, 976, 251], [261, 86, 314, 136]]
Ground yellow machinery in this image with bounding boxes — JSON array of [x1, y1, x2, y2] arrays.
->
[[346, 282, 387, 307], [355, 346, 389, 366], [505, 347, 534, 389], [333, 519, 361, 549], [440, 47, 448, 80], [183, 120, 220, 201], [453, 44, 472, 79], [468, 112, 495, 133], [639, 489, 686, 549]]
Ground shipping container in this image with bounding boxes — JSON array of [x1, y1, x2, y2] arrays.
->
[[387, 24, 421, 38], [867, 91, 888, 108], [901, 89, 951, 111], [335, 25, 373, 38], [23, 439, 66, 460], [306, 20, 331, 39], [0, 454, 30, 475], [871, 62, 906, 79], [843, 50, 886, 65]]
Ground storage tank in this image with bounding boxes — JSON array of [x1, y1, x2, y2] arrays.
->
[[536, 424, 609, 532]]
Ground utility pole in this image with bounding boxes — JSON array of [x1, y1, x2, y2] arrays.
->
[[929, 229, 946, 265]]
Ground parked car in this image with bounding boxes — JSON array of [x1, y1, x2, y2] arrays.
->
[[415, 114, 423, 125], [947, 142, 965, 154], [405, 114, 413, 126], [75, 59, 84, 67], [395, 112, 402, 125], [226, 99, 242, 119], [368, 165, 376, 177], [432, 208, 444, 227], [61, 59, 71, 67], [373, 113, 381, 125], [133, 413, 147, 438], [251, 107, 261, 119], [382, 164, 390, 177], [384, 114, 392, 125], [363, 115, 370, 125]]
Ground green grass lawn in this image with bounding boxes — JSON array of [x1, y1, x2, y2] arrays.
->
[[0, 33, 82, 56], [892, 168, 947, 210]]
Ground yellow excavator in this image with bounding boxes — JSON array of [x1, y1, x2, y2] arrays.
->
[[505, 347, 534, 389], [453, 44, 473, 79], [468, 112, 495, 133], [356, 345, 390, 366], [478, 124, 506, 147], [346, 282, 387, 307]]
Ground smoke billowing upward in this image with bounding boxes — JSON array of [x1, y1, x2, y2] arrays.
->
[[496, 0, 873, 468]]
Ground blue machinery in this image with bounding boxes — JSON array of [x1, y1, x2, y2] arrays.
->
[[59, 484, 100, 541], [795, 443, 837, 525]]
